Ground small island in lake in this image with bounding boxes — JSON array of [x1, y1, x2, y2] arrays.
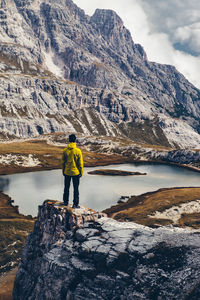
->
[[88, 169, 147, 176]]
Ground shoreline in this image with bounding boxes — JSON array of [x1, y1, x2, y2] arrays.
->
[[0, 137, 199, 176], [0, 158, 199, 176], [0, 153, 132, 176]]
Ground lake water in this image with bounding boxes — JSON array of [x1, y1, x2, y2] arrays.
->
[[0, 163, 200, 216]]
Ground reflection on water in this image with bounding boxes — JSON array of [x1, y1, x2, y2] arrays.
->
[[0, 177, 9, 191], [1, 163, 200, 216]]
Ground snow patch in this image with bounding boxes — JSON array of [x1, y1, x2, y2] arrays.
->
[[149, 200, 200, 224], [98, 215, 200, 234], [44, 52, 63, 78], [0, 154, 41, 167]]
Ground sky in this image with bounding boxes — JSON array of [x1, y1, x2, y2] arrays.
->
[[73, 0, 200, 88]]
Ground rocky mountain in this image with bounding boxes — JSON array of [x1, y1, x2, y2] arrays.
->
[[0, 0, 200, 148], [13, 200, 200, 299]]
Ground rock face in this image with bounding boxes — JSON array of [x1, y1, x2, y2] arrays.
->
[[13, 200, 200, 299], [0, 0, 200, 147]]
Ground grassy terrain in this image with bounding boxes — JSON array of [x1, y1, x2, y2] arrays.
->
[[0, 267, 17, 300], [103, 187, 200, 228], [0, 138, 132, 175], [0, 192, 34, 300], [0, 193, 34, 274], [179, 213, 200, 229]]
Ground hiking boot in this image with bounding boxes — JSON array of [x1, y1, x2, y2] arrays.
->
[[72, 204, 80, 209]]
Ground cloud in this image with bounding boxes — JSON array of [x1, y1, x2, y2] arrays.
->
[[173, 22, 200, 56], [140, 0, 200, 56], [138, 0, 200, 87], [73, 0, 200, 88]]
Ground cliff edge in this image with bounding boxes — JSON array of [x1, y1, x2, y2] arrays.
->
[[13, 200, 200, 299]]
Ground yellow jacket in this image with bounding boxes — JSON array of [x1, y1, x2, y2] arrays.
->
[[61, 143, 83, 176]]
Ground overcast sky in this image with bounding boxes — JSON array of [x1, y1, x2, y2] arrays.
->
[[73, 0, 200, 88]]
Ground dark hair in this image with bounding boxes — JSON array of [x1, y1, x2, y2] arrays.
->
[[69, 134, 76, 143]]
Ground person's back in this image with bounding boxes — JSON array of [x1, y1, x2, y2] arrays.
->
[[62, 143, 83, 176], [62, 134, 83, 208]]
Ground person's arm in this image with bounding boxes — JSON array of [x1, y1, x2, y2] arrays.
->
[[78, 150, 83, 176], [61, 151, 66, 176]]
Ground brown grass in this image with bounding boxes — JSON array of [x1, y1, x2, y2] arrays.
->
[[0, 140, 62, 155], [179, 213, 200, 229], [0, 139, 132, 175], [0, 267, 17, 300], [0, 193, 34, 275], [0, 193, 26, 219], [0, 192, 34, 298], [104, 187, 200, 227]]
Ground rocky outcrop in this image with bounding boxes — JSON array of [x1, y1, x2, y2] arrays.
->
[[80, 135, 200, 167], [0, 0, 200, 147], [13, 200, 200, 299]]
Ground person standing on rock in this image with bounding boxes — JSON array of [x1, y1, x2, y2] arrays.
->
[[62, 134, 83, 208]]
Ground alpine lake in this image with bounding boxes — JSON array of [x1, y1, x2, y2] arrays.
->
[[0, 162, 200, 217]]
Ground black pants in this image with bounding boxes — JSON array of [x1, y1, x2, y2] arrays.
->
[[63, 175, 80, 206]]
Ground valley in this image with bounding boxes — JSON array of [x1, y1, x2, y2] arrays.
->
[[0, 0, 200, 298], [0, 133, 200, 299]]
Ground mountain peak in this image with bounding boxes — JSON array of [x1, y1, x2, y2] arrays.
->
[[92, 8, 123, 24], [91, 8, 124, 37]]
